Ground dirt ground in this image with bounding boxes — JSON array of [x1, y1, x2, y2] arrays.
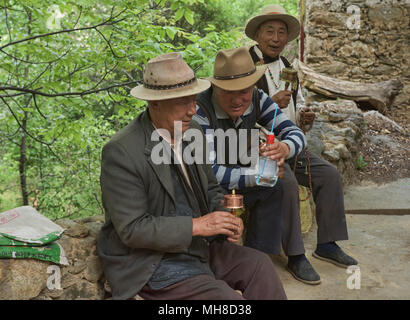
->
[[270, 214, 410, 300], [353, 110, 410, 185], [269, 105, 410, 300]]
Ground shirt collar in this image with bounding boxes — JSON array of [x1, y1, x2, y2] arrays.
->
[[253, 45, 281, 67], [151, 121, 183, 149]]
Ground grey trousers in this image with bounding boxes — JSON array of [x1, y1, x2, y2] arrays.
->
[[138, 240, 287, 300], [281, 151, 349, 256]]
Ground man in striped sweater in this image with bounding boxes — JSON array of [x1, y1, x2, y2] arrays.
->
[[193, 47, 307, 270]]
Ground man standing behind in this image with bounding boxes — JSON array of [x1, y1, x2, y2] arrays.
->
[[245, 4, 358, 285], [97, 52, 286, 300]]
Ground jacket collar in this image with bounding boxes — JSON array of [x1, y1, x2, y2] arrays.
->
[[139, 109, 207, 207], [140, 109, 176, 205], [252, 45, 280, 64]]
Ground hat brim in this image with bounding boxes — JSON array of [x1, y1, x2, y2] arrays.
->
[[208, 65, 267, 91], [245, 14, 300, 42], [130, 79, 211, 101]]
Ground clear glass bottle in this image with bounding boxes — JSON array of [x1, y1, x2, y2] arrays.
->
[[255, 133, 278, 187]]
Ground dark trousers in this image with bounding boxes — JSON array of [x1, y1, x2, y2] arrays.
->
[[239, 181, 283, 255], [138, 240, 287, 300], [281, 151, 349, 256]]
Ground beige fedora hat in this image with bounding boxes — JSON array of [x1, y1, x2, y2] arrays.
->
[[245, 4, 300, 42], [130, 52, 210, 101], [208, 47, 267, 91]]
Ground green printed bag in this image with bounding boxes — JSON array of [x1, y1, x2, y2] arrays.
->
[[0, 234, 32, 246], [0, 241, 68, 265]]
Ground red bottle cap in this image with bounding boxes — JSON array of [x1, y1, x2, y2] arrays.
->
[[266, 134, 275, 145]]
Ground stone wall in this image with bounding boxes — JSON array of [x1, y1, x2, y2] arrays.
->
[[303, 98, 365, 184], [301, 0, 409, 123]]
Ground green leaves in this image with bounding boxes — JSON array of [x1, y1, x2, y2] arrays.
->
[[184, 8, 194, 25], [167, 0, 197, 24], [165, 27, 177, 40], [357, 155, 368, 170], [0, 0, 300, 219], [173, 7, 194, 24], [175, 8, 185, 21]]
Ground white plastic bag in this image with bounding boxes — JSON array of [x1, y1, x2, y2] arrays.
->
[[0, 206, 65, 245]]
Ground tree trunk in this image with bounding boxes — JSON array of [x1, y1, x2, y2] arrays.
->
[[296, 60, 403, 114], [19, 113, 28, 206], [18, 9, 32, 206]]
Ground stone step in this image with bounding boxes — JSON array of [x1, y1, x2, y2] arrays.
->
[[344, 178, 410, 215]]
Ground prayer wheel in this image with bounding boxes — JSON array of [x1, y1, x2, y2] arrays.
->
[[223, 190, 244, 216], [280, 66, 298, 91]]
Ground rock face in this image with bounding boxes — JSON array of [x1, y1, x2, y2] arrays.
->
[[301, 0, 409, 125], [304, 99, 365, 185], [0, 215, 106, 300], [0, 259, 50, 300]]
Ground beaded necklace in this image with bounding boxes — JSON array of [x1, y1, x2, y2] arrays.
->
[[259, 58, 281, 90]]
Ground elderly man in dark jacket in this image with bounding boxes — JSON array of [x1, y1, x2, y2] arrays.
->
[[97, 52, 286, 300]]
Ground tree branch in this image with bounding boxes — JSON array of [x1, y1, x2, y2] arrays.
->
[[0, 80, 140, 98], [73, 6, 82, 28], [24, 64, 52, 89], [94, 27, 126, 59], [32, 94, 47, 120], [4, 3, 12, 42], [0, 95, 65, 163], [0, 47, 71, 65], [0, 8, 127, 51]]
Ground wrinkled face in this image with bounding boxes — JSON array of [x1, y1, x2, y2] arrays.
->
[[149, 94, 197, 137], [255, 19, 289, 58], [214, 85, 253, 122]]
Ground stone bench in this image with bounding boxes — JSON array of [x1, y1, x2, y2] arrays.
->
[[0, 215, 106, 300], [0, 196, 314, 300]]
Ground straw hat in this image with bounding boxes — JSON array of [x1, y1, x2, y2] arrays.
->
[[208, 47, 267, 91], [130, 52, 210, 101], [245, 4, 300, 42]]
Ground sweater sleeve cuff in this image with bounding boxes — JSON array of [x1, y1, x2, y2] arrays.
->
[[282, 140, 296, 159], [243, 168, 257, 187]]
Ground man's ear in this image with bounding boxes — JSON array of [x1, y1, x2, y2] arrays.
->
[[254, 29, 260, 42], [148, 100, 160, 110]]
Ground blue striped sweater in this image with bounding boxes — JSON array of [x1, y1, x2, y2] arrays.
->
[[192, 89, 306, 190]]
